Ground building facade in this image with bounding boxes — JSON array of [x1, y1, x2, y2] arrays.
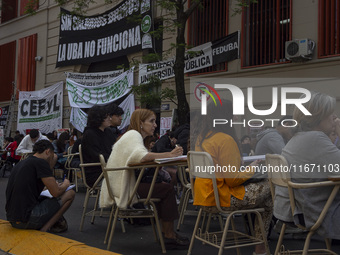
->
[[0, 0, 339, 137]]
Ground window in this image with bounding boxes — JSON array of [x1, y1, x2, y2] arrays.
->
[[20, 0, 38, 16], [1, 0, 38, 23], [242, 0, 292, 68], [0, 41, 16, 102], [1, 0, 18, 23], [17, 34, 37, 92], [318, 0, 340, 58], [188, 0, 228, 74]]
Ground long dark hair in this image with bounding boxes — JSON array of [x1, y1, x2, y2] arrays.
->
[[197, 99, 241, 153], [56, 132, 69, 153]]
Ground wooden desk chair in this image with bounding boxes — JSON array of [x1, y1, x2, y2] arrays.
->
[[266, 153, 339, 255], [64, 145, 81, 192], [187, 151, 270, 255], [99, 154, 166, 253]]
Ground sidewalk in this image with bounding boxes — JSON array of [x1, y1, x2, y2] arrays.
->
[[0, 219, 119, 255], [1, 176, 340, 255]]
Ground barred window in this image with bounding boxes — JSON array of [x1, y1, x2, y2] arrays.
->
[[318, 0, 340, 58], [188, 0, 228, 74], [242, 0, 292, 68], [17, 34, 37, 93], [0, 41, 16, 101], [1, 0, 18, 23], [1, 0, 39, 23]]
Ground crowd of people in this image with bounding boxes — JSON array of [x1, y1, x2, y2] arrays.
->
[[3, 90, 340, 254]]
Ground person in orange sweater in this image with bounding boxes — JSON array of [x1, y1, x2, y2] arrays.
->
[[194, 99, 273, 255]]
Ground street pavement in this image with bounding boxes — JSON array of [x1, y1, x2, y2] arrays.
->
[[1, 175, 340, 255]]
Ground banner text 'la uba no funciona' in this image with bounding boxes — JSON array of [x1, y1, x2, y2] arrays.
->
[[56, 0, 153, 67]]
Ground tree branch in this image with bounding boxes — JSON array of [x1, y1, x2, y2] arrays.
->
[[184, 0, 201, 20]]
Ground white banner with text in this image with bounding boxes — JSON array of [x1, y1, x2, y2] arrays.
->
[[17, 82, 63, 135]]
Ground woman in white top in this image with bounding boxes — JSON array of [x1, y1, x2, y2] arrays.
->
[[100, 109, 189, 249]]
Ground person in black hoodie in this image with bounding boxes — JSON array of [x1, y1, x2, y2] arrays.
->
[[152, 131, 177, 153], [82, 105, 115, 187], [173, 114, 190, 155]]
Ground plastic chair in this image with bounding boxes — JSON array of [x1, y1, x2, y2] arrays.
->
[[266, 153, 339, 255], [99, 154, 166, 253], [187, 151, 270, 255]]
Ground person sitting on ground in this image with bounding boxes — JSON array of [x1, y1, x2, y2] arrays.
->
[[82, 105, 115, 187], [5, 140, 75, 232], [281, 91, 340, 239], [16, 129, 49, 154], [99, 109, 189, 250], [194, 99, 273, 255]]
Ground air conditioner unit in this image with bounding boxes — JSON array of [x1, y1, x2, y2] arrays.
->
[[285, 39, 315, 60]]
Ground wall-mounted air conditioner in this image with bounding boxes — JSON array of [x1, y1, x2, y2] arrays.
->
[[285, 39, 315, 61]]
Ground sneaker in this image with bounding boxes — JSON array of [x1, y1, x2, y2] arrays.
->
[[273, 220, 304, 234], [175, 232, 189, 242], [164, 234, 189, 250], [50, 216, 68, 233]]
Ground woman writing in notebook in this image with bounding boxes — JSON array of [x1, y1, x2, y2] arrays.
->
[[194, 99, 273, 255], [100, 109, 189, 250]]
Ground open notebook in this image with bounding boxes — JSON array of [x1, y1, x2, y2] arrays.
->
[[154, 155, 187, 164], [40, 185, 75, 198], [242, 155, 265, 162]]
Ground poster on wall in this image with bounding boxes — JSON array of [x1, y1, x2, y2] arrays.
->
[[17, 82, 63, 135], [56, 0, 153, 67], [160, 117, 172, 136], [0, 105, 9, 128]]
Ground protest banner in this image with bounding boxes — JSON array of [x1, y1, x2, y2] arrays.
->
[[66, 69, 133, 108], [56, 0, 153, 67], [138, 31, 239, 84], [70, 94, 135, 133], [0, 128, 3, 149], [66, 69, 124, 86], [17, 82, 63, 135], [0, 106, 9, 128]]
